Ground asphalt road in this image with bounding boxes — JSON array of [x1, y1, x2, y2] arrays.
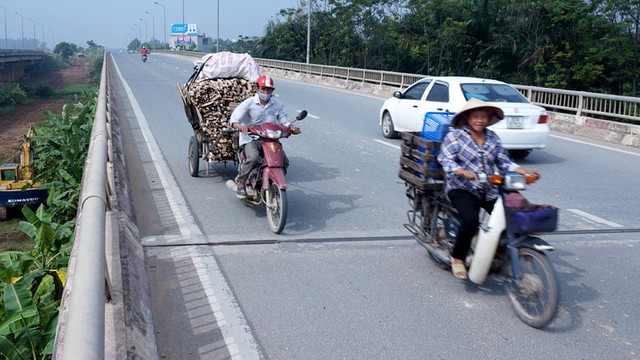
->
[[110, 52, 640, 360]]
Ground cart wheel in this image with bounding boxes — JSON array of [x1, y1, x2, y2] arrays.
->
[[189, 136, 199, 177]]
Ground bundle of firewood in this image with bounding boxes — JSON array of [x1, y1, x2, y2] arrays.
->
[[187, 78, 256, 160]]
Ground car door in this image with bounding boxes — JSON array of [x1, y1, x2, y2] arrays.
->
[[393, 80, 431, 132], [422, 80, 456, 117]]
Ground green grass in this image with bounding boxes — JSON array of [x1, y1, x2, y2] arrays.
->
[[58, 84, 94, 96], [0, 217, 34, 252], [0, 104, 16, 114]]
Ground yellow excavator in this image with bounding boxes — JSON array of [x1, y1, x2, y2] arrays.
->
[[0, 127, 47, 220]]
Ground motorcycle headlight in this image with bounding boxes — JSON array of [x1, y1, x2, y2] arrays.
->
[[503, 173, 526, 190], [265, 129, 282, 138]]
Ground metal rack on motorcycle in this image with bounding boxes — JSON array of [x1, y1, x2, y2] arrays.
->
[[398, 132, 448, 244]]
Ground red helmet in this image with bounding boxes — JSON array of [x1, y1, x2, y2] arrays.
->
[[257, 75, 275, 89]]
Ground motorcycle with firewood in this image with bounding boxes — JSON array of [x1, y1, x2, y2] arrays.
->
[[226, 110, 307, 234], [400, 132, 560, 328]]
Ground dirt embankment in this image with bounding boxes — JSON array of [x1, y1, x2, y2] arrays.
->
[[0, 57, 92, 162]]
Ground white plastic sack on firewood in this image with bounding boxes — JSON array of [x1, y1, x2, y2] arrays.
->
[[194, 52, 260, 82]]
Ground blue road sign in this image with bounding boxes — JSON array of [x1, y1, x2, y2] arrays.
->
[[171, 24, 188, 35]]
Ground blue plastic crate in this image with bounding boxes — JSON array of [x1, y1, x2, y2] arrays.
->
[[421, 112, 454, 142], [417, 112, 454, 174]]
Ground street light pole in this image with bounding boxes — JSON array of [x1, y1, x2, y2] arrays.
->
[[0, 5, 7, 50], [154, 1, 166, 49], [145, 11, 155, 50], [28, 18, 36, 49], [38, 23, 44, 50], [306, 0, 311, 64], [48, 29, 54, 50], [15, 12, 24, 50], [216, 0, 219, 52], [134, 23, 141, 43], [139, 18, 147, 44]]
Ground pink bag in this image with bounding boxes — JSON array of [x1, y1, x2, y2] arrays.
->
[[504, 192, 529, 209]]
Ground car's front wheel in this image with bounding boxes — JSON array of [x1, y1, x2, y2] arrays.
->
[[381, 112, 399, 139]]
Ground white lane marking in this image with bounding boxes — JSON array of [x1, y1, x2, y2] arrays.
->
[[567, 209, 624, 228], [111, 55, 261, 360], [550, 134, 640, 157], [373, 139, 400, 150]]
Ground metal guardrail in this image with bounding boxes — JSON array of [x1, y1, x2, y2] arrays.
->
[[516, 85, 640, 123], [255, 58, 640, 125], [54, 51, 110, 360]]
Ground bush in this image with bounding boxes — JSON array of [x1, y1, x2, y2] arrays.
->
[[0, 84, 27, 106], [26, 85, 56, 99], [89, 52, 104, 84]]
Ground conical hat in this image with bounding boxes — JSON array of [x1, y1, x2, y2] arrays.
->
[[451, 97, 504, 128]]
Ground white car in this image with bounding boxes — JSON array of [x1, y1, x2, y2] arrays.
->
[[379, 76, 549, 159]]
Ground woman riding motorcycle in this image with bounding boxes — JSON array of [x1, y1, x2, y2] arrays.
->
[[437, 98, 540, 280]]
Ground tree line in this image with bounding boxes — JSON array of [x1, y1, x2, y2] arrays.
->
[[253, 0, 640, 96]]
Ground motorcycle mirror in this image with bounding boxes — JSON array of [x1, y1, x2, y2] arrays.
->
[[296, 110, 308, 121]]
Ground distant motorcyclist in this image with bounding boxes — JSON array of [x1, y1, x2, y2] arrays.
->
[[140, 46, 149, 55], [230, 75, 300, 199]]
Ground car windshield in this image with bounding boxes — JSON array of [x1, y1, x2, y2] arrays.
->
[[460, 83, 528, 103]]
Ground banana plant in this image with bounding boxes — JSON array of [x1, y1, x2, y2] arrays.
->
[[0, 205, 71, 359]]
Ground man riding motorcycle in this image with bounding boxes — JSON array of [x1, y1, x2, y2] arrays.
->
[[230, 75, 300, 199]]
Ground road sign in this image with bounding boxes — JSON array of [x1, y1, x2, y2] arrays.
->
[[171, 23, 198, 35], [186, 24, 198, 35], [171, 23, 188, 35]]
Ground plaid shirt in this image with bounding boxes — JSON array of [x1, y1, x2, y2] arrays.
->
[[437, 126, 519, 200]]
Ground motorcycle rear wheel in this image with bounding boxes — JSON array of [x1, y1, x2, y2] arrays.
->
[[507, 248, 559, 328], [266, 182, 288, 234]]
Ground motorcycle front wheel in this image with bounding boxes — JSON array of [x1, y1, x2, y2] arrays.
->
[[266, 182, 288, 234], [506, 248, 559, 328]]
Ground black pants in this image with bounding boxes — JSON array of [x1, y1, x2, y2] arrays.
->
[[447, 189, 496, 260]]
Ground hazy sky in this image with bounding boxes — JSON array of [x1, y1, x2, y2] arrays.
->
[[0, 0, 302, 49]]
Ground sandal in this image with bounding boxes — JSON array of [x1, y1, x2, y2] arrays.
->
[[451, 261, 467, 280]]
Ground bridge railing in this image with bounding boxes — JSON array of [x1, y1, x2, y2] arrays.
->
[[53, 51, 110, 360], [0, 49, 46, 63]]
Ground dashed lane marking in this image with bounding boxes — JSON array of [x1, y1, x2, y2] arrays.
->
[[566, 209, 624, 228]]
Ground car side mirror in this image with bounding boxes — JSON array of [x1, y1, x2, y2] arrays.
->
[[393, 91, 403, 99]]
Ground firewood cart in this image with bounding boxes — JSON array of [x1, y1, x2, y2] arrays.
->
[[176, 53, 258, 177]]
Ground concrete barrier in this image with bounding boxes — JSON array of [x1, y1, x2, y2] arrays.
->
[[548, 112, 640, 147]]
